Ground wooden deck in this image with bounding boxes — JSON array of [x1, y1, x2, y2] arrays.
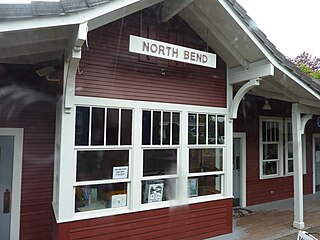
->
[[210, 192, 320, 240]]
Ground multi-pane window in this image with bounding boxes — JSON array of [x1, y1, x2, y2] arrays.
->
[[260, 117, 307, 178], [141, 110, 180, 204], [260, 118, 283, 177], [188, 113, 225, 198], [285, 120, 294, 174], [74, 106, 132, 212], [72, 104, 227, 216]]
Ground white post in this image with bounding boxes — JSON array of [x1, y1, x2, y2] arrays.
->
[[292, 103, 305, 229]]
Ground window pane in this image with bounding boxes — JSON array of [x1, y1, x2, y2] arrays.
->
[[208, 115, 216, 144], [162, 112, 171, 145], [152, 111, 161, 145], [143, 149, 177, 176], [198, 114, 206, 144], [75, 106, 89, 146], [75, 183, 127, 212], [76, 150, 129, 181], [142, 111, 151, 145], [120, 109, 132, 145], [288, 159, 294, 173], [141, 178, 176, 203], [189, 148, 223, 173], [91, 108, 105, 146], [287, 122, 293, 141], [188, 114, 196, 144], [263, 144, 278, 160], [106, 109, 119, 145], [262, 121, 267, 142], [217, 115, 225, 144], [172, 113, 180, 145], [188, 175, 221, 197], [288, 143, 293, 158], [263, 161, 278, 175]]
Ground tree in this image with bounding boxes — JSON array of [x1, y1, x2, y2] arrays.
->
[[290, 51, 320, 80]]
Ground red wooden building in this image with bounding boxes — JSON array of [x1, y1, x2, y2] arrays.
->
[[0, 0, 320, 239]]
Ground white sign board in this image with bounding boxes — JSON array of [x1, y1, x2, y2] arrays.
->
[[297, 231, 318, 240], [112, 166, 128, 179], [129, 35, 216, 69]]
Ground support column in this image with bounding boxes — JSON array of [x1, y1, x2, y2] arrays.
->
[[292, 103, 305, 229]]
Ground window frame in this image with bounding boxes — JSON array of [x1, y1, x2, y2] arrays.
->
[[64, 97, 229, 221], [74, 106, 133, 214], [187, 112, 225, 201], [141, 109, 181, 206], [259, 116, 284, 179]]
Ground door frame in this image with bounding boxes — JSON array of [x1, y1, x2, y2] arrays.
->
[[233, 132, 246, 207], [0, 128, 24, 240], [313, 133, 320, 193]]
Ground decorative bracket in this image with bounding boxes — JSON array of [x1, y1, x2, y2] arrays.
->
[[64, 22, 88, 113], [300, 114, 312, 135], [229, 78, 261, 120]]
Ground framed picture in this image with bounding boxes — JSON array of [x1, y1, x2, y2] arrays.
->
[[188, 178, 198, 197]]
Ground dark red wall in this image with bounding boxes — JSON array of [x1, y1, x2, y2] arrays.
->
[[0, 98, 56, 239], [234, 96, 313, 206], [57, 199, 232, 240], [75, 5, 226, 108]]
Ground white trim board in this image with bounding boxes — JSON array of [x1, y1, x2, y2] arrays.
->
[[0, 128, 24, 240], [233, 132, 246, 208]]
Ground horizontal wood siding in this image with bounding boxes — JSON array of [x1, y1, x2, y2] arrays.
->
[[0, 101, 56, 240], [58, 199, 232, 240], [234, 96, 313, 206], [75, 6, 226, 108]]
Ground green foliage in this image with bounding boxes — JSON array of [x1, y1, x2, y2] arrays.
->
[[290, 52, 320, 80]]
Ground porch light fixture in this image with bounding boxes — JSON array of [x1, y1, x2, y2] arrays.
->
[[262, 99, 272, 110]]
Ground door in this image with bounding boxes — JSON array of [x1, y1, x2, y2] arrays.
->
[[0, 136, 14, 240], [233, 138, 241, 206], [0, 129, 23, 240], [314, 135, 320, 192]]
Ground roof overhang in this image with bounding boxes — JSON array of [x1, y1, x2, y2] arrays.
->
[[0, 0, 319, 107]]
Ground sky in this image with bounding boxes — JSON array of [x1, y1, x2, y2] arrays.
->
[[237, 0, 320, 58], [0, 0, 319, 59]]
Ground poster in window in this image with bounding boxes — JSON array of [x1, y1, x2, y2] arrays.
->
[[112, 166, 128, 179], [148, 182, 164, 203], [188, 178, 198, 197]]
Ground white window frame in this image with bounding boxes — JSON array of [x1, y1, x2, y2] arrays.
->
[[284, 119, 307, 176], [187, 112, 225, 203], [74, 106, 133, 215], [259, 116, 284, 179], [56, 96, 229, 222], [285, 119, 294, 176], [140, 109, 181, 208]]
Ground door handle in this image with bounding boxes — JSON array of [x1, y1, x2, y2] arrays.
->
[[3, 189, 10, 213]]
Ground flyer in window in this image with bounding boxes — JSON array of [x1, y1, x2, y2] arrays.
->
[[112, 166, 128, 179], [148, 182, 164, 203], [188, 178, 198, 197], [111, 194, 127, 208]]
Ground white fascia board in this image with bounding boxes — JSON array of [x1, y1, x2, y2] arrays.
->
[[0, 0, 140, 33], [228, 59, 274, 84], [218, 0, 320, 102]]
